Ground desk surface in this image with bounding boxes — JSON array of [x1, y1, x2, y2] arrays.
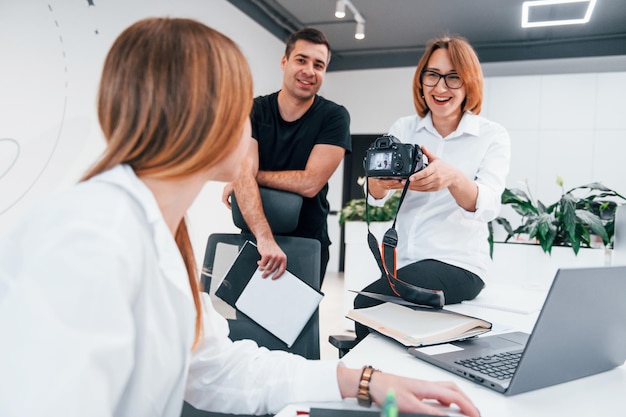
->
[[278, 282, 626, 417]]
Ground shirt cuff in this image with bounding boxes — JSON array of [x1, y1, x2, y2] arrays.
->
[[465, 182, 499, 221], [289, 359, 343, 403]]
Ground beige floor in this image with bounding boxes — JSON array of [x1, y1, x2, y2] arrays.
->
[[210, 270, 354, 360], [318, 271, 355, 360]]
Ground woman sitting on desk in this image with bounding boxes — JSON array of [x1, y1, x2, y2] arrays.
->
[[0, 18, 479, 417], [354, 35, 511, 339]]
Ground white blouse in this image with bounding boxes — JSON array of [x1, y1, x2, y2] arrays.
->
[[368, 112, 511, 278], [0, 164, 341, 417]]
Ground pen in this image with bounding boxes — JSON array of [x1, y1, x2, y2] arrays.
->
[[296, 411, 309, 415], [381, 389, 398, 417]]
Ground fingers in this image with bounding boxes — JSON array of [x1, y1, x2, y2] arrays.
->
[[421, 145, 436, 162], [270, 260, 287, 280], [221, 183, 233, 209], [256, 242, 287, 279], [372, 375, 480, 417], [416, 381, 480, 417], [258, 258, 286, 279]]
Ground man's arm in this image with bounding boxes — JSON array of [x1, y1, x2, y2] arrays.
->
[[255, 143, 346, 198], [230, 139, 287, 279]]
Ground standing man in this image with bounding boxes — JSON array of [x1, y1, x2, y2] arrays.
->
[[223, 28, 351, 285]]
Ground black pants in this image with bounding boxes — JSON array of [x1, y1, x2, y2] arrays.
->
[[353, 259, 485, 340]]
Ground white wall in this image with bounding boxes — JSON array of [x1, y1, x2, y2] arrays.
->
[[2, 0, 626, 273], [0, 0, 285, 268]]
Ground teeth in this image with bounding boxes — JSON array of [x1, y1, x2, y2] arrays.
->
[[434, 96, 449, 102]]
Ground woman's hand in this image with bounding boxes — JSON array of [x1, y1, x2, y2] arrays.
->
[[404, 146, 478, 211], [337, 366, 480, 417], [369, 371, 480, 417], [367, 178, 404, 199], [405, 146, 460, 192]]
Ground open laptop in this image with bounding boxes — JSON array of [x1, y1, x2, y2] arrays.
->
[[408, 266, 626, 395]]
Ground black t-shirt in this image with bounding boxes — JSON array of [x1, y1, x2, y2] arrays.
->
[[251, 92, 351, 246]]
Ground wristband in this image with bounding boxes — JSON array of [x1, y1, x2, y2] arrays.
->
[[357, 365, 377, 407]]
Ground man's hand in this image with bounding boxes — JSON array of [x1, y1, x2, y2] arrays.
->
[[222, 182, 234, 209], [256, 237, 287, 279]]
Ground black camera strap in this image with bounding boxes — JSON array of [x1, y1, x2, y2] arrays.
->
[[365, 159, 445, 309]]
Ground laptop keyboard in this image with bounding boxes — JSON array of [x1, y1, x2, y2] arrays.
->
[[455, 351, 522, 380]]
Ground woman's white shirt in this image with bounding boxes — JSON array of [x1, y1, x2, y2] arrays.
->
[[0, 164, 341, 417], [367, 112, 511, 278]]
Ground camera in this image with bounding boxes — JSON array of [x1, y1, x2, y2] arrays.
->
[[363, 135, 426, 179]]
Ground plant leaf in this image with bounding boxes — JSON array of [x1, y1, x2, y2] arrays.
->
[[536, 213, 557, 253], [560, 194, 577, 242], [501, 188, 538, 216], [576, 209, 609, 243]]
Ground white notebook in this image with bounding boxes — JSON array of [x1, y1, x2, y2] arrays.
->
[[235, 267, 323, 347]]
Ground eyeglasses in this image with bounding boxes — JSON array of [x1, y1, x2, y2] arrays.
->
[[420, 70, 464, 89]]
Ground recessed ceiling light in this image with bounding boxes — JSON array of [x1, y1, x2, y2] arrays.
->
[[522, 0, 597, 28]]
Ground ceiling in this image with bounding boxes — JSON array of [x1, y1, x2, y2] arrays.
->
[[227, 0, 626, 72]]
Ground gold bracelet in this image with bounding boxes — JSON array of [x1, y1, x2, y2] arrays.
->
[[357, 365, 377, 407]]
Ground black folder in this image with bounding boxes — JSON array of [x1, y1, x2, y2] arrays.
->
[[214, 240, 323, 347], [215, 240, 261, 308]]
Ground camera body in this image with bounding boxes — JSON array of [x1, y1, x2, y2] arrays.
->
[[363, 135, 426, 178]]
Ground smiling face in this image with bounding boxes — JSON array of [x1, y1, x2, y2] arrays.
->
[[422, 48, 466, 128], [280, 39, 328, 103]]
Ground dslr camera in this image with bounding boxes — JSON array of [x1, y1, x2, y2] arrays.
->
[[363, 135, 426, 179]]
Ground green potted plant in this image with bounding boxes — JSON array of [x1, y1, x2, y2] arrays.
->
[[339, 177, 401, 225], [489, 177, 626, 258], [339, 191, 400, 225]]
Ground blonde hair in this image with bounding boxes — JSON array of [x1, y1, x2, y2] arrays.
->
[[83, 17, 253, 349], [413, 35, 483, 118]]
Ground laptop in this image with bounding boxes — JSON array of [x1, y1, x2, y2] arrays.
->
[[408, 266, 626, 395]]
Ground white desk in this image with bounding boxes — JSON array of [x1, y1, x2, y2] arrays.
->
[[278, 284, 626, 416]]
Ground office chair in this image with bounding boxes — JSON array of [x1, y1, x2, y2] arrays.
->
[[182, 188, 320, 417]]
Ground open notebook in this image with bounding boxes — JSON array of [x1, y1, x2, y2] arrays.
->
[[347, 292, 491, 347]]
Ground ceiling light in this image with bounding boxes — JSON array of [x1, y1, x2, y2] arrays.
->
[[335, 0, 346, 18], [522, 0, 597, 28], [355, 20, 365, 40], [334, 0, 366, 40]]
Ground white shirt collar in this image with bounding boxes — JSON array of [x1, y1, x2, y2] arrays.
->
[[416, 111, 480, 139]]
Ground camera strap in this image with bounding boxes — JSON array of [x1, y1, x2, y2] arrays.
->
[[365, 164, 445, 309]]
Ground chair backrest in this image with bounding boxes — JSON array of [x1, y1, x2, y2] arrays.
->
[[202, 233, 321, 360], [230, 187, 303, 234]]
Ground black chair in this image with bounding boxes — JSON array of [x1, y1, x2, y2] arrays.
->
[[182, 188, 320, 417], [201, 232, 321, 359]]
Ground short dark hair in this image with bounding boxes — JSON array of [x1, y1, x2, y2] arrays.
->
[[285, 27, 331, 62]]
